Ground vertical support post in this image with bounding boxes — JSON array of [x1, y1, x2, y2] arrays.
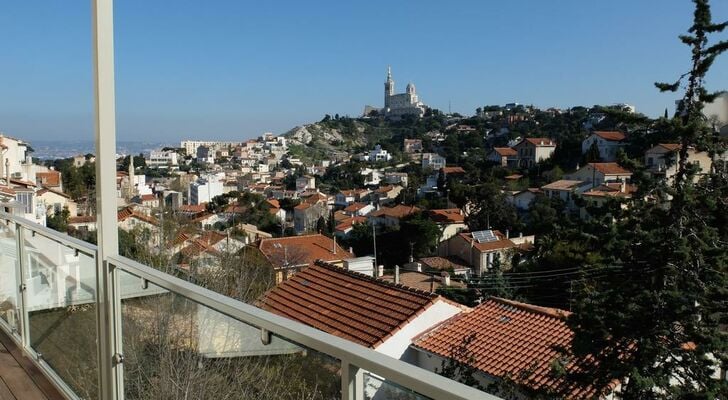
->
[[92, 0, 122, 399], [341, 361, 364, 400], [15, 224, 30, 348]]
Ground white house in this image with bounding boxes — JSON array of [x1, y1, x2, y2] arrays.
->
[[581, 131, 627, 161], [567, 163, 633, 187], [513, 137, 556, 168], [644, 143, 713, 183], [421, 153, 446, 171]]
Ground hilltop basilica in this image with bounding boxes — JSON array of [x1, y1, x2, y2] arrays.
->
[[365, 67, 427, 119]]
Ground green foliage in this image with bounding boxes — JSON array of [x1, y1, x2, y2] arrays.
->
[[565, 2, 728, 398], [46, 206, 70, 232]]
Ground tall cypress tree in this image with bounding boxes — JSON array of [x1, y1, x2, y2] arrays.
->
[[566, 1, 728, 398]]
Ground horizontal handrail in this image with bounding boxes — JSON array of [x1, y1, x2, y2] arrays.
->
[[108, 253, 498, 400], [0, 211, 97, 257]]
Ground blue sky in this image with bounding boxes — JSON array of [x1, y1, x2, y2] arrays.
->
[[1, 1, 726, 143]]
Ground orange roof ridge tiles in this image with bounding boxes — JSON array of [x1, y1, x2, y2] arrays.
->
[[490, 296, 571, 319], [593, 131, 626, 141], [258, 261, 439, 348]]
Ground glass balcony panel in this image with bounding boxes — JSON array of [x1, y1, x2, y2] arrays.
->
[[364, 372, 433, 400], [118, 269, 342, 399], [24, 232, 99, 399], [0, 220, 19, 334]]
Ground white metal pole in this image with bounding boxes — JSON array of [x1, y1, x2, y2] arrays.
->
[[92, 0, 122, 399]]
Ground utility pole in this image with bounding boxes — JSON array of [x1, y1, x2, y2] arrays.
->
[[372, 223, 378, 275]]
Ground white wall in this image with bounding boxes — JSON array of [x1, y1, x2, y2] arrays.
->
[[374, 300, 463, 363]]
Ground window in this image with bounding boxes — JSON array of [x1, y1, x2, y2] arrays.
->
[[15, 192, 33, 214]]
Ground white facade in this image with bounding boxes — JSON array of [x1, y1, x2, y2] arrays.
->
[[364, 145, 392, 162], [189, 174, 224, 205], [148, 150, 179, 169], [421, 153, 446, 171]]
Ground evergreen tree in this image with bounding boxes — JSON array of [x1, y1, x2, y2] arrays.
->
[[567, 1, 728, 398]]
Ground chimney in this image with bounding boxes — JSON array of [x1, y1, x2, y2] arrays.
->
[[440, 271, 450, 287], [620, 179, 626, 193], [505, 229, 510, 239], [332, 235, 337, 255], [395, 265, 400, 284], [349, 246, 353, 254], [4, 159, 9, 186]]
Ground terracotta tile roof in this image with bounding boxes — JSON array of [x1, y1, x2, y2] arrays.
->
[[257, 234, 352, 268], [179, 204, 207, 213], [9, 178, 36, 188], [68, 216, 96, 224], [593, 131, 626, 141], [440, 166, 466, 175], [191, 212, 215, 223], [412, 297, 604, 398], [427, 209, 464, 224], [294, 202, 311, 210], [140, 194, 156, 202], [588, 163, 632, 175], [180, 231, 228, 258], [265, 199, 280, 209], [541, 180, 586, 191], [380, 271, 466, 292], [37, 187, 71, 199], [258, 261, 439, 348], [0, 186, 16, 196], [656, 143, 682, 151], [36, 171, 61, 187], [369, 204, 420, 219], [333, 210, 349, 222], [418, 256, 471, 272], [344, 202, 369, 213], [521, 137, 556, 147], [334, 216, 367, 232], [493, 147, 518, 156], [458, 231, 516, 252], [118, 207, 159, 226], [582, 183, 638, 199]]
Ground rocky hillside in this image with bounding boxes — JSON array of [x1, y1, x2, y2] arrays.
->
[[283, 118, 391, 162]]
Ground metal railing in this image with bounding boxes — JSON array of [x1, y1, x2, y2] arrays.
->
[[0, 211, 498, 400]]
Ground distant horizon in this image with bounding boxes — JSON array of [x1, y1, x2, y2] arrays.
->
[[2, 1, 727, 142]]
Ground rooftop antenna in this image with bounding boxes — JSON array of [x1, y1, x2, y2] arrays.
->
[[448, 100, 451, 114]]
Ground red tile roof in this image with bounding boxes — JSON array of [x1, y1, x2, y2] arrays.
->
[[588, 163, 632, 175], [258, 261, 440, 348], [427, 209, 464, 224], [179, 204, 207, 213], [412, 297, 604, 398], [369, 204, 420, 219], [118, 208, 159, 226], [36, 171, 61, 187], [593, 131, 626, 141], [334, 216, 367, 232], [343, 202, 369, 213], [458, 231, 516, 252], [440, 166, 466, 175], [257, 234, 352, 268], [656, 143, 682, 151], [493, 147, 518, 156], [140, 194, 156, 202], [541, 180, 586, 191], [521, 137, 556, 147], [68, 216, 96, 224], [418, 256, 471, 272], [380, 271, 466, 292]]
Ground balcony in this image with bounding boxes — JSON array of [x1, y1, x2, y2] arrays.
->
[[0, 210, 497, 400]]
